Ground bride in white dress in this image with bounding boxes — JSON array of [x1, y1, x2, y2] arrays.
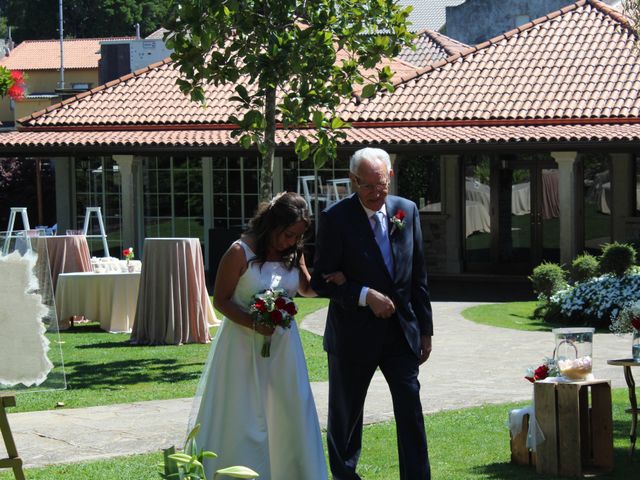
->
[[190, 192, 343, 480]]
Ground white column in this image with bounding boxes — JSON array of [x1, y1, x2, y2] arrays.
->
[[551, 151, 578, 265], [610, 153, 634, 241], [389, 153, 398, 194], [113, 155, 135, 251], [52, 156, 73, 232], [442, 154, 462, 273]]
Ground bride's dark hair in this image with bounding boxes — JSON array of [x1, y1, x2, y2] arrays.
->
[[245, 192, 311, 269]]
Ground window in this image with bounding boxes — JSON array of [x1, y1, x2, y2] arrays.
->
[[397, 153, 441, 212], [73, 156, 122, 256], [143, 155, 204, 240], [211, 154, 260, 228], [635, 155, 640, 216], [582, 153, 611, 254]]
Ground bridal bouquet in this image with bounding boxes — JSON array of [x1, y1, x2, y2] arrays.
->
[[249, 288, 297, 357]]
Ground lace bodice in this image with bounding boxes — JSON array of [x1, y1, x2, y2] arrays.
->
[[232, 240, 300, 309]]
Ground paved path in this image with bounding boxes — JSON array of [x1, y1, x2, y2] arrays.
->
[[1, 302, 633, 468]]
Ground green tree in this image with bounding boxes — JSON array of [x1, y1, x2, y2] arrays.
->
[[165, 0, 413, 201], [3, 0, 171, 42]]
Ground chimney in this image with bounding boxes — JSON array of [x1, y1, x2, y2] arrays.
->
[[135, 23, 141, 39], [7, 26, 14, 51]]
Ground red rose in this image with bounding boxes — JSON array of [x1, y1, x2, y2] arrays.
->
[[533, 364, 549, 381], [395, 210, 405, 220], [270, 309, 283, 324], [524, 376, 535, 383], [255, 299, 267, 313], [632, 317, 640, 330], [275, 297, 287, 309], [284, 301, 297, 315]]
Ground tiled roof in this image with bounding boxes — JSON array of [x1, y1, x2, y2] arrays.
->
[[398, 29, 469, 68], [0, 37, 135, 70], [1, 123, 640, 150], [398, 0, 466, 32], [7, 0, 640, 150], [17, 56, 420, 127], [341, 0, 640, 122]]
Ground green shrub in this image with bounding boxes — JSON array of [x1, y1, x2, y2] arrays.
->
[[599, 242, 637, 277], [570, 253, 599, 283], [529, 262, 567, 301]]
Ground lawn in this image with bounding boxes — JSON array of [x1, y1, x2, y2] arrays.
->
[[461, 301, 552, 331], [6, 297, 329, 413], [3, 390, 637, 479]]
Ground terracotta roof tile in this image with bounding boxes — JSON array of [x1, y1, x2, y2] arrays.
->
[[0, 37, 136, 70], [17, 51, 420, 127], [341, 0, 639, 122], [2, 123, 640, 150]]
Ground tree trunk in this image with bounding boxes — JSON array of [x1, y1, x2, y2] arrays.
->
[[259, 86, 277, 202]]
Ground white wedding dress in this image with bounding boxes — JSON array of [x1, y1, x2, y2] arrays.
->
[[191, 240, 328, 480]]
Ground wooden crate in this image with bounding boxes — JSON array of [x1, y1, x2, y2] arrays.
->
[[510, 413, 536, 466], [534, 380, 613, 477]]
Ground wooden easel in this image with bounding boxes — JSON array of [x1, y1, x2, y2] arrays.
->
[[0, 393, 25, 480]]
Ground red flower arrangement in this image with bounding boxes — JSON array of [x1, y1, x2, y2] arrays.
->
[[524, 357, 559, 383], [0, 67, 26, 101], [249, 288, 297, 357], [122, 247, 134, 262]]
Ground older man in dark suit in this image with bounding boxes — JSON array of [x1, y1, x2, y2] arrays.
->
[[311, 147, 433, 480]]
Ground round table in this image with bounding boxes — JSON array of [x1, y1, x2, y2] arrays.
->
[[130, 238, 215, 345], [607, 358, 640, 455]]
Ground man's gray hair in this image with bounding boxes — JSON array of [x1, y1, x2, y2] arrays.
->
[[349, 148, 392, 175]]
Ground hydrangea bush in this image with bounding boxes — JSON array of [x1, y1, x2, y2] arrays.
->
[[548, 273, 640, 327]]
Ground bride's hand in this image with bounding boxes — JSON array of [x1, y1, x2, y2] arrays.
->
[[254, 324, 275, 336], [323, 271, 346, 286]]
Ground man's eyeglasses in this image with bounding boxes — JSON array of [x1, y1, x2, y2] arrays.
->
[[353, 175, 390, 192]]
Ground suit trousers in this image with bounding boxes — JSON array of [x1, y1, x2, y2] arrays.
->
[[327, 320, 430, 480]]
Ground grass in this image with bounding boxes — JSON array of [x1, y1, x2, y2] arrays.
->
[[461, 301, 612, 333], [7, 297, 329, 413], [4, 389, 637, 479], [461, 301, 554, 332]]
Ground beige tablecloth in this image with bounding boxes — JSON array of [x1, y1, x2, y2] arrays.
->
[[47, 236, 93, 286], [130, 238, 216, 345], [56, 272, 140, 332], [37, 236, 92, 292]]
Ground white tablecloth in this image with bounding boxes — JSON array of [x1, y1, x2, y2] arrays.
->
[[421, 201, 490, 237], [56, 272, 140, 332], [465, 201, 491, 237]]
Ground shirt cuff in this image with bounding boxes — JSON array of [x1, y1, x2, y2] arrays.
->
[[358, 287, 369, 307]]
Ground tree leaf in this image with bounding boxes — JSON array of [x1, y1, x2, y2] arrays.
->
[[361, 83, 376, 99]]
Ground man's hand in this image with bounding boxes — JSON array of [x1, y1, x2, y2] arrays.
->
[[419, 335, 432, 365], [366, 289, 396, 318]]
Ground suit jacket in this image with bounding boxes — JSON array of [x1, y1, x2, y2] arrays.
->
[[311, 193, 433, 361]]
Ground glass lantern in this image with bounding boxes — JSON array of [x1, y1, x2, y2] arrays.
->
[[552, 327, 594, 380]]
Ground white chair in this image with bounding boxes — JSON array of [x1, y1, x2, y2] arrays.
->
[[326, 178, 352, 206], [297, 175, 328, 212]]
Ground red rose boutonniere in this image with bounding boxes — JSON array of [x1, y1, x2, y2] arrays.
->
[[390, 209, 406, 235]]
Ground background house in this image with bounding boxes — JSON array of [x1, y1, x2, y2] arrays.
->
[[398, 0, 466, 32], [0, 35, 171, 127], [445, 0, 623, 45]]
